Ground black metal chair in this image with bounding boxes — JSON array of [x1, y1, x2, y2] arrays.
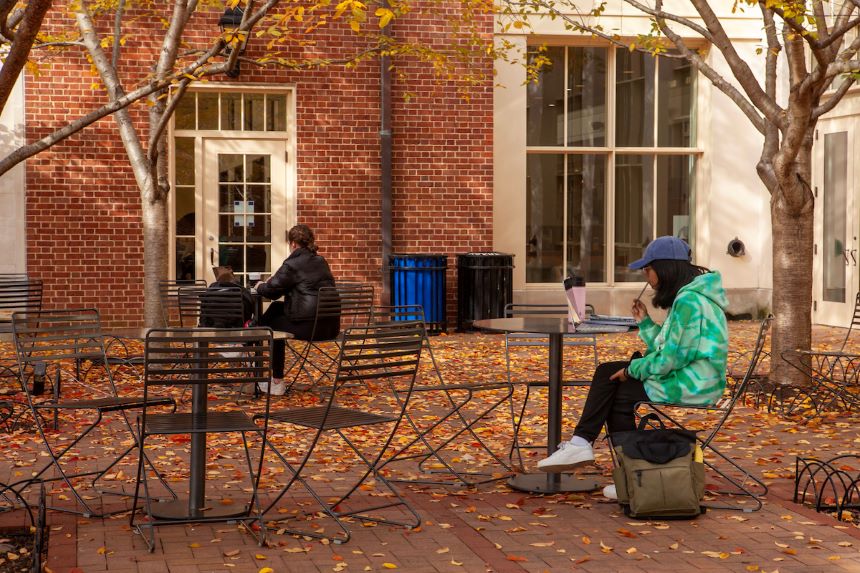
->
[[375, 305, 514, 486], [10, 309, 174, 517], [634, 315, 772, 512], [780, 293, 860, 414], [0, 279, 43, 333], [131, 327, 274, 551], [503, 303, 599, 466], [284, 283, 374, 392], [158, 279, 207, 327], [255, 321, 423, 544]]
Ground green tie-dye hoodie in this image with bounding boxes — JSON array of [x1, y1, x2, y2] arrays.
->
[[626, 271, 729, 405]]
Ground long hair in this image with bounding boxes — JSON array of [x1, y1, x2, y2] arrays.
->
[[288, 224, 318, 253], [650, 259, 709, 309]]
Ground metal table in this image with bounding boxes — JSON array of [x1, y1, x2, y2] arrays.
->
[[473, 317, 630, 494], [107, 327, 291, 519]]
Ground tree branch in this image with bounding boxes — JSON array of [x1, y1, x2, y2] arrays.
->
[[813, 75, 856, 120], [111, 0, 125, 68], [651, 0, 767, 134], [0, 0, 52, 114], [688, 0, 784, 127]]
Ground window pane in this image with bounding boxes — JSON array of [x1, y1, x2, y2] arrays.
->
[[566, 155, 606, 282], [175, 93, 195, 130], [656, 155, 695, 242], [221, 93, 242, 130], [175, 137, 195, 186], [568, 48, 607, 146], [246, 155, 270, 183], [244, 93, 265, 131], [246, 245, 270, 272], [823, 132, 848, 303], [219, 154, 244, 182], [175, 186, 195, 235], [198, 92, 219, 130], [616, 50, 655, 147], [658, 57, 696, 147], [527, 47, 565, 147], [615, 154, 654, 282], [266, 94, 286, 131], [526, 154, 564, 282], [176, 237, 195, 281]]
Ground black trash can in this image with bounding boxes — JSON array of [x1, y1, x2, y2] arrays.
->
[[389, 254, 448, 335], [457, 252, 514, 331]]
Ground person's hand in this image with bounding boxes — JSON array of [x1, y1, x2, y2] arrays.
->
[[632, 299, 649, 323], [609, 368, 628, 382]]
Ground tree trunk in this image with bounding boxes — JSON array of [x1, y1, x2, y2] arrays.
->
[[769, 182, 814, 388], [142, 193, 169, 327]]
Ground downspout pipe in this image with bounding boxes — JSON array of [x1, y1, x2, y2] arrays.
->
[[380, 2, 393, 303]]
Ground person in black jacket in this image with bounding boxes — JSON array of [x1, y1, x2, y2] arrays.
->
[[255, 224, 339, 391], [199, 268, 255, 328]]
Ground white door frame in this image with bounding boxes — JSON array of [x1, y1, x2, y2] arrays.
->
[[200, 138, 289, 283], [813, 116, 858, 327]]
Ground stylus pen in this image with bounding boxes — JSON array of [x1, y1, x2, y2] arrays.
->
[[635, 283, 648, 302]]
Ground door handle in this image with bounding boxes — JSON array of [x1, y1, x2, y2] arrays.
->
[[210, 248, 215, 265]]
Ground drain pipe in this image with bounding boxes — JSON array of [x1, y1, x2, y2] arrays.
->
[[380, 2, 393, 303]]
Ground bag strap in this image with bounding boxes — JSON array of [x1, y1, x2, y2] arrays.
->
[[637, 412, 665, 431]]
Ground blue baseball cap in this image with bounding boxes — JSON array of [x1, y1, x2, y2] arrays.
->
[[628, 236, 691, 270]]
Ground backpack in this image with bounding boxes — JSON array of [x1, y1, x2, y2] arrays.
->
[[610, 427, 705, 519]]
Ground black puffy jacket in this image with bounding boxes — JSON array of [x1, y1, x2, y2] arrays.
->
[[255, 247, 335, 321]]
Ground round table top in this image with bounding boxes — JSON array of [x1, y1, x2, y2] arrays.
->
[[472, 317, 631, 335], [106, 327, 293, 340], [472, 317, 576, 335]]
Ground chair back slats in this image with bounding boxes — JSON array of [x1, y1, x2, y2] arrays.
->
[[505, 303, 566, 319], [731, 315, 773, 400], [12, 309, 106, 365], [334, 322, 423, 384], [840, 292, 860, 352], [0, 279, 44, 313], [159, 279, 207, 327], [199, 286, 246, 327], [316, 285, 374, 322], [144, 328, 273, 387]]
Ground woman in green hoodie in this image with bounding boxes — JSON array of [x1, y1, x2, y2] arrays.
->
[[537, 236, 729, 483]]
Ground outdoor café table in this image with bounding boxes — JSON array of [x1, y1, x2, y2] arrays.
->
[[473, 317, 631, 494], [109, 327, 292, 520]]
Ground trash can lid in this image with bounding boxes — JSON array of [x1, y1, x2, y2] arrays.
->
[[459, 252, 514, 257], [390, 253, 448, 258]]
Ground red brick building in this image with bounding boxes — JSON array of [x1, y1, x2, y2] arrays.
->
[[15, 5, 492, 326]]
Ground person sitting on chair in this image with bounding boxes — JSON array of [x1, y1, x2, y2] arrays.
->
[[199, 268, 254, 328], [255, 224, 339, 395], [536, 236, 729, 498]]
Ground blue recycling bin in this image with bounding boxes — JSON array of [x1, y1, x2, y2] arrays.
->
[[389, 254, 447, 334]]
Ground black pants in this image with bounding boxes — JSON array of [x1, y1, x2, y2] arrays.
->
[[573, 360, 650, 443], [260, 302, 340, 378]]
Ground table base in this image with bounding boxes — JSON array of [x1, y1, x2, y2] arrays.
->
[[150, 499, 250, 521], [507, 473, 601, 494]]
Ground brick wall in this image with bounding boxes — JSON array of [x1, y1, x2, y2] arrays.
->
[[24, 6, 493, 328]]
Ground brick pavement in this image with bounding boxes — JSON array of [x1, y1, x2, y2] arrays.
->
[[3, 322, 860, 573]]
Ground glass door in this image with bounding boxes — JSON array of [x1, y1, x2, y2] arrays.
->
[[202, 139, 288, 285], [814, 118, 857, 326]]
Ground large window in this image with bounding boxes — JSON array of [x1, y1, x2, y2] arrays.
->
[[526, 47, 698, 284]]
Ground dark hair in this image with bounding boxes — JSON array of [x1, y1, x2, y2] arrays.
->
[[650, 259, 709, 309], [288, 224, 318, 253]]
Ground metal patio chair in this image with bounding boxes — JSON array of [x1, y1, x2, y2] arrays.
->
[[503, 303, 598, 466], [158, 279, 207, 327], [131, 327, 274, 551], [375, 305, 514, 486], [634, 315, 772, 512], [10, 309, 174, 517], [255, 321, 423, 544], [284, 283, 374, 393], [780, 293, 860, 413]]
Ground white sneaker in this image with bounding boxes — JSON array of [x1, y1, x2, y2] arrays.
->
[[536, 441, 594, 472], [602, 484, 618, 500], [258, 378, 286, 396]]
